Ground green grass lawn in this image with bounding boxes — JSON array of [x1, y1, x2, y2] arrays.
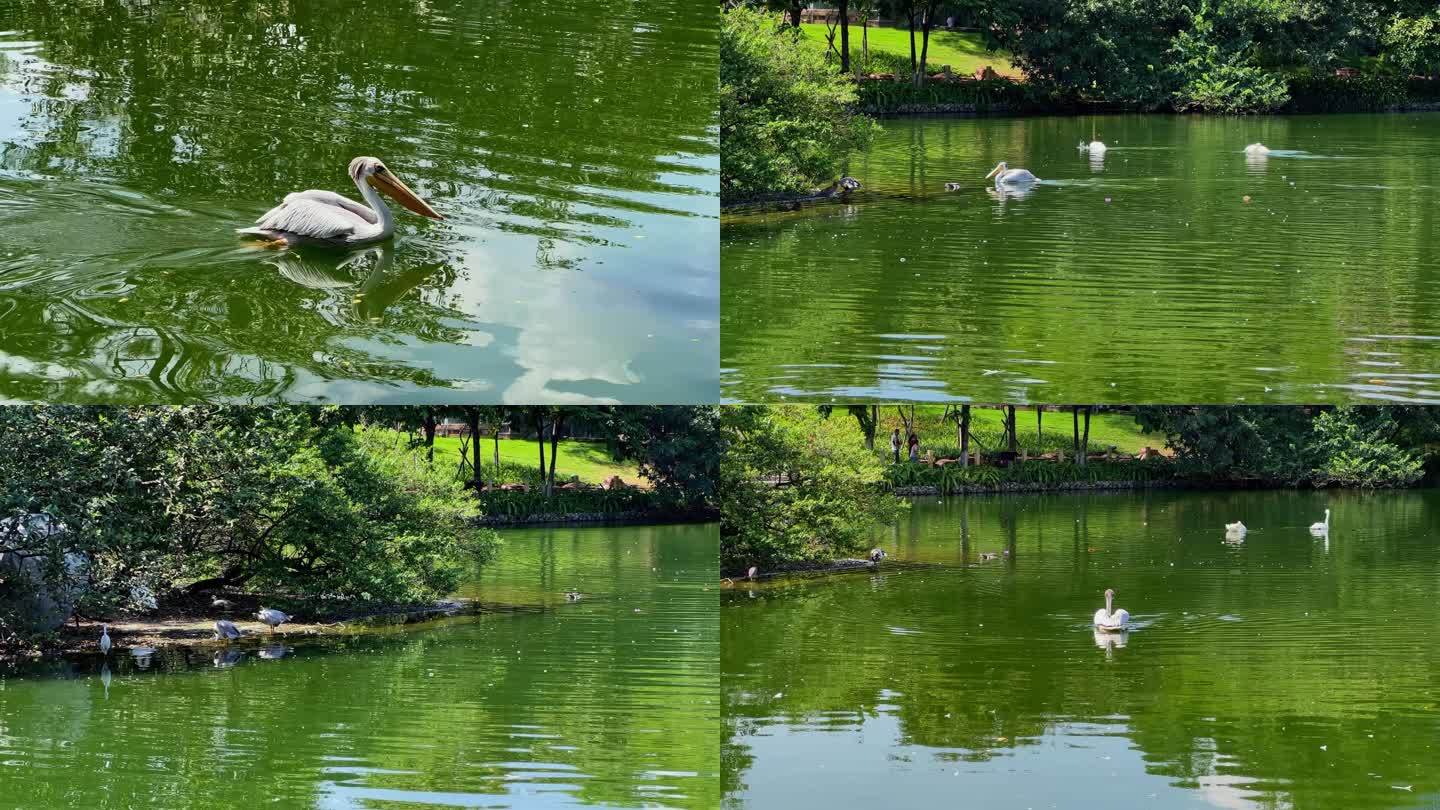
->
[[425, 435, 642, 485], [875, 406, 1160, 457], [799, 23, 1017, 77]]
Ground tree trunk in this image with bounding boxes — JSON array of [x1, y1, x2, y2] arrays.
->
[[1006, 405, 1018, 453], [917, 5, 933, 85], [493, 424, 501, 478], [789, 0, 801, 27], [959, 404, 971, 467], [1073, 407, 1080, 464], [1036, 405, 1043, 442], [1081, 407, 1092, 466], [862, 14, 869, 66], [838, 0, 850, 73], [535, 413, 547, 496], [423, 408, 437, 464], [547, 411, 565, 496], [466, 408, 483, 488], [907, 7, 917, 77]]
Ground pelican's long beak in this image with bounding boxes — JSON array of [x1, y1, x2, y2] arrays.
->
[[984, 163, 1003, 180], [369, 170, 445, 220]]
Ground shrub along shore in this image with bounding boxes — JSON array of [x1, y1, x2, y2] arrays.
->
[[720, 405, 1440, 579], [721, 4, 1440, 205]]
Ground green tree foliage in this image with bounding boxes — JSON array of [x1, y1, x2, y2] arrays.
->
[[598, 406, 722, 507], [1383, 10, 1440, 74], [720, 4, 877, 199], [979, 0, 1431, 112], [1310, 407, 1427, 487], [719, 406, 906, 571], [1135, 405, 1438, 487], [0, 407, 499, 639]]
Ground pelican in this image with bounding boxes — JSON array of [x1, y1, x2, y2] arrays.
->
[[1093, 588, 1131, 631], [1309, 508, 1330, 534], [98, 624, 111, 656], [1244, 143, 1270, 156], [1078, 140, 1107, 153], [1225, 521, 1247, 534], [239, 156, 443, 248], [213, 619, 243, 641], [985, 161, 1039, 186], [255, 607, 291, 634]]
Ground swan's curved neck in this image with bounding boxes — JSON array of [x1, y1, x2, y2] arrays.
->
[[355, 174, 395, 238]]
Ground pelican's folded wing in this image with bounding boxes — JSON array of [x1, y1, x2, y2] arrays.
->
[[254, 190, 377, 239]]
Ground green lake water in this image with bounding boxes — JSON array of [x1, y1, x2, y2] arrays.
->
[[722, 492, 1440, 809], [0, 522, 720, 809], [721, 114, 1440, 404], [0, 0, 717, 404]]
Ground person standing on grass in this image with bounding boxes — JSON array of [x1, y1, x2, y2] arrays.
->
[[891, 429, 902, 463], [907, 432, 920, 462]]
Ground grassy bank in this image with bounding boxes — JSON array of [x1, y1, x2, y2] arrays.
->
[[798, 24, 1017, 77], [426, 435, 642, 486], [878, 406, 1157, 459], [851, 73, 1440, 117]]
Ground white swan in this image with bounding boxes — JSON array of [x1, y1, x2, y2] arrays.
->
[[1225, 521, 1247, 534], [1244, 143, 1270, 155], [98, 624, 111, 656], [1309, 508, 1330, 534], [985, 161, 1040, 186], [1093, 588, 1131, 632], [1078, 140, 1107, 153]]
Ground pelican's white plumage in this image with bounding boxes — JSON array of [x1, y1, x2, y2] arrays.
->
[[1225, 521, 1247, 534], [1078, 140, 1107, 153], [1244, 143, 1270, 155], [985, 161, 1039, 186], [255, 607, 291, 633], [1093, 588, 1130, 631], [240, 157, 443, 247]]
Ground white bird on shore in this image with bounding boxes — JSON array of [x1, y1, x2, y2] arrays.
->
[[1309, 508, 1330, 534], [746, 566, 758, 581], [98, 624, 112, 656], [213, 620, 243, 641], [1093, 588, 1131, 632], [985, 161, 1040, 186], [1245, 143, 1270, 155], [255, 608, 291, 634]]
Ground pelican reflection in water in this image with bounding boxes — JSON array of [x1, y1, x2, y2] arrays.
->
[[240, 157, 443, 248], [264, 244, 447, 324]]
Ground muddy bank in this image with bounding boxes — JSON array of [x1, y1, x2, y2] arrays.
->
[[892, 479, 1172, 496], [475, 508, 717, 528], [2, 594, 545, 664], [720, 183, 859, 212], [721, 557, 879, 582]]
